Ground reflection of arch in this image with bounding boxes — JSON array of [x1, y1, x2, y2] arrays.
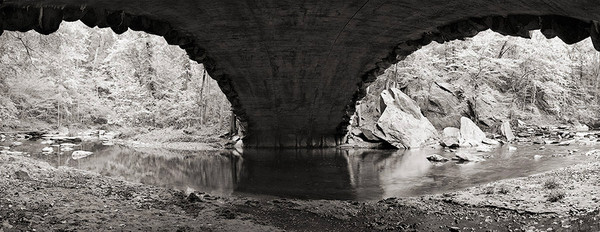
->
[[347, 14, 600, 134], [0, 3, 248, 128]]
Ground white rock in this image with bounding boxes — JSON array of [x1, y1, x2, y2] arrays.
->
[[60, 143, 77, 147], [376, 88, 439, 149], [441, 127, 460, 147], [102, 141, 115, 146], [476, 146, 493, 152], [426, 154, 449, 162], [41, 147, 53, 153], [235, 139, 243, 149], [11, 141, 23, 146], [455, 152, 485, 162], [72, 151, 93, 160], [574, 123, 589, 132], [500, 121, 515, 142], [557, 140, 573, 146], [2, 151, 24, 156], [459, 117, 486, 147]]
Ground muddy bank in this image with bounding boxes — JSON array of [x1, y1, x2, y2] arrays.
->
[[2, 153, 600, 231]]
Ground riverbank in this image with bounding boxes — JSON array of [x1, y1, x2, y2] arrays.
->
[[2, 151, 600, 231]]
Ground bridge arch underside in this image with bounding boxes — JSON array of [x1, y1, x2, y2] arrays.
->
[[2, 1, 600, 147]]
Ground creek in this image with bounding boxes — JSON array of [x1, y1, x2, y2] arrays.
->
[[2, 139, 600, 200]]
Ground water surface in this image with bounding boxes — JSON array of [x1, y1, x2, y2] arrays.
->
[[4, 140, 599, 200]]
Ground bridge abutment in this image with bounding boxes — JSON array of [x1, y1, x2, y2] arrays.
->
[[243, 131, 341, 148]]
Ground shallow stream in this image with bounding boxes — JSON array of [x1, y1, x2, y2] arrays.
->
[[3, 139, 600, 201]]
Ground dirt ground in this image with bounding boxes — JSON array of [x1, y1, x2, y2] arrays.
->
[[1, 153, 600, 232]]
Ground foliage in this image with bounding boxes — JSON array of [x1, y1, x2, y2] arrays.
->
[[543, 178, 560, 189], [547, 190, 566, 202], [0, 22, 230, 132], [497, 185, 510, 194]]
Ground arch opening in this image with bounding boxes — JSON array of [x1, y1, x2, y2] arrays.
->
[[344, 14, 600, 148], [0, 3, 249, 131], [0, 20, 232, 140]]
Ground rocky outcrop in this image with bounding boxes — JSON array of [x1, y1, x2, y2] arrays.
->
[[416, 82, 471, 130], [467, 86, 511, 129], [459, 117, 487, 147], [376, 88, 438, 149]]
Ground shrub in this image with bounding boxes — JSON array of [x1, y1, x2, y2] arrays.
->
[[497, 185, 510, 194], [543, 178, 560, 189], [482, 185, 509, 194], [547, 190, 565, 202], [483, 186, 495, 195]]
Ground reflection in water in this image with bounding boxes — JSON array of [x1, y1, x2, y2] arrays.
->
[[12, 140, 600, 200], [363, 150, 434, 199], [26, 144, 243, 195], [237, 149, 361, 200], [71, 147, 243, 195]]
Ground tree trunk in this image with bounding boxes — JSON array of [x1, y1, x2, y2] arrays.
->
[[356, 101, 362, 127], [57, 101, 60, 129], [229, 109, 237, 136]]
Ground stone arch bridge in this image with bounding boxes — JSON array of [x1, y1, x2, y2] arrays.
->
[[1, 0, 599, 147]]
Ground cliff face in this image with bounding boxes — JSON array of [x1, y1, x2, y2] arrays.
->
[[2, 1, 600, 146], [354, 30, 600, 140]]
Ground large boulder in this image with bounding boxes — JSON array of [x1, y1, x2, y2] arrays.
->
[[441, 127, 461, 147], [376, 88, 439, 149], [459, 117, 486, 147]]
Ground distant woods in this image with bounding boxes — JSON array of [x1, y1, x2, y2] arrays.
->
[[0, 22, 230, 132]]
